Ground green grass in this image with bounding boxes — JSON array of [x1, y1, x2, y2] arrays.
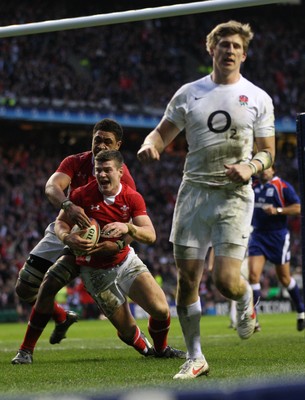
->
[[1, 313, 305, 397]]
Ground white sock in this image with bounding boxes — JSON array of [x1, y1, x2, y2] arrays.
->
[[238, 281, 251, 306], [176, 298, 204, 360], [287, 277, 296, 290], [230, 300, 237, 326]]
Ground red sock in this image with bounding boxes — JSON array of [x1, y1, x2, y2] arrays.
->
[[148, 315, 170, 353], [20, 307, 52, 353], [117, 326, 149, 355], [52, 302, 67, 324]]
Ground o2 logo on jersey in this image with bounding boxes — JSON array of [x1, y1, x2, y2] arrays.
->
[[208, 110, 237, 139]]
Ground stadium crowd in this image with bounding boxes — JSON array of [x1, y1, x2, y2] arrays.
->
[[0, 1, 304, 118], [0, 0, 304, 318]]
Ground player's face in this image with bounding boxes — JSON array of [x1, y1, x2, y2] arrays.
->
[[259, 167, 275, 183], [92, 131, 122, 156], [211, 34, 246, 74], [95, 160, 123, 195]]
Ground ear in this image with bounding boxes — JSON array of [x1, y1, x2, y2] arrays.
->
[[241, 52, 247, 63]]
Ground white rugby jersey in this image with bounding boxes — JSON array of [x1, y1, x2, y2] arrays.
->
[[164, 74, 275, 187]]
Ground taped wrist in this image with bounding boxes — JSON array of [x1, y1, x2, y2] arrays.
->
[[126, 223, 137, 237], [61, 199, 73, 211], [248, 161, 258, 175], [253, 151, 272, 171], [116, 240, 126, 251]]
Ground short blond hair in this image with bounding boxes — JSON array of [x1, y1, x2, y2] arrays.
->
[[206, 20, 254, 54]]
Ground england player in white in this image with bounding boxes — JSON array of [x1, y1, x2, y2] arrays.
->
[[137, 20, 275, 379]]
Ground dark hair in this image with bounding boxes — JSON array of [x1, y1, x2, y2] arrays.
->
[[93, 118, 123, 142], [95, 149, 124, 167]]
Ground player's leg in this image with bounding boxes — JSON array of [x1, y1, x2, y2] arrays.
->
[[107, 302, 154, 357], [11, 255, 79, 364], [211, 185, 256, 340], [248, 254, 265, 331], [276, 262, 305, 331], [80, 266, 153, 357], [15, 224, 70, 324], [42, 253, 80, 343], [128, 270, 185, 358], [115, 252, 185, 359], [212, 250, 256, 340], [173, 253, 209, 379]]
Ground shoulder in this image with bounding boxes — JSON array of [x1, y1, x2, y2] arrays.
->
[[240, 76, 273, 101], [72, 179, 97, 196], [174, 76, 211, 97], [60, 151, 91, 165], [122, 182, 139, 195]]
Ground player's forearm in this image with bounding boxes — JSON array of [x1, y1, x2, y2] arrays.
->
[[279, 204, 301, 216], [45, 184, 69, 209], [54, 213, 73, 242], [125, 223, 156, 244], [140, 129, 166, 154]]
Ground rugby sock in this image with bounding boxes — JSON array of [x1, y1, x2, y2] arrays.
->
[[19, 307, 52, 353], [230, 300, 237, 327], [287, 277, 305, 313], [52, 301, 68, 324], [148, 315, 170, 353], [251, 283, 261, 312], [117, 326, 150, 355], [177, 298, 203, 360]]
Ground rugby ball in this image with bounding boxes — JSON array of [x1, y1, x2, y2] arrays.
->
[[71, 218, 100, 256]]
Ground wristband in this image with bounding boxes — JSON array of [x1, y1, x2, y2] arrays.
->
[[61, 199, 73, 211], [248, 161, 258, 175], [126, 223, 137, 237], [61, 232, 69, 244], [141, 142, 155, 148], [116, 240, 126, 251], [253, 151, 273, 171]]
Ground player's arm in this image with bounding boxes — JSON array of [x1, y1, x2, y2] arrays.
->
[[225, 136, 275, 183], [54, 209, 94, 254], [45, 171, 91, 228], [137, 118, 180, 163], [263, 202, 300, 216], [100, 215, 156, 245], [250, 135, 275, 174]]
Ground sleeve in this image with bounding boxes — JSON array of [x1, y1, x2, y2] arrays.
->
[[253, 91, 275, 138], [164, 84, 188, 131], [56, 155, 76, 179], [122, 164, 136, 190], [129, 192, 148, 218], [283, 181, 300, 205]]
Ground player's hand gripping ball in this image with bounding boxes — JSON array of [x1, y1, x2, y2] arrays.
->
[[71, 218, 100, 256]]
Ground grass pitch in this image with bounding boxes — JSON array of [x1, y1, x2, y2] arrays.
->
[[1, 313, 305, 397]]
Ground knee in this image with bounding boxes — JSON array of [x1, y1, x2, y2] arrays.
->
[[15, 279, 38, 304], [40, 273, 62, 295], [15, 255, 52, 303], [212, 270, 238, 298], [177, 274, 198, 297], [150, 304, 169, 321]]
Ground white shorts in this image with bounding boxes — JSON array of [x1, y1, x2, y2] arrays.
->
[[80, 249, 149, 317], [170, 181, 254, 260], [31, 222, 65, 263]]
